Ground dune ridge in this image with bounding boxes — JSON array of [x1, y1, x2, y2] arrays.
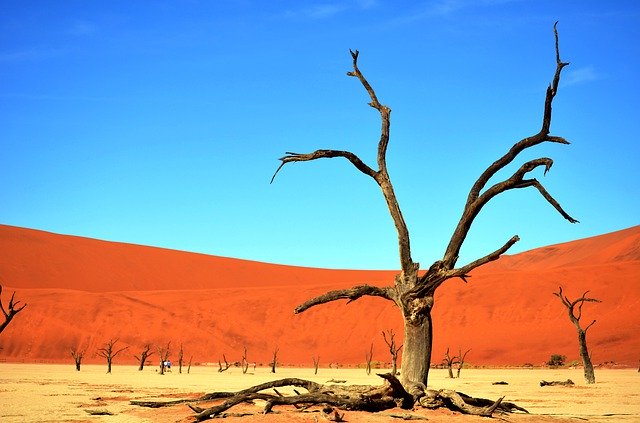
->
[[0, 224, 638, 368]]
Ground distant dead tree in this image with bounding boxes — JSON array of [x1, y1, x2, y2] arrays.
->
[[0, 285, 27, 335], [443, 348, 458, 379], [178, 343, 184, 374], [157, 342, 171, 375], [382, 330, 402, 376], [312, 355, 320, 374], [270, 346, 279, 373], [218, 354, 230, 372], [272, 23, 577, 390], [70, 347, 85, 371], [554, 286, 600, 384], [456, 348, 472, 378], [187, 356, 193, 374], [97, 339, 128, 374], [134, 344, 154, 371], [365, 343, 374, 375], [241, 346, 249, 374]]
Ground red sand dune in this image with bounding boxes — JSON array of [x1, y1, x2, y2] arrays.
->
[[0, 224, 638, 368]]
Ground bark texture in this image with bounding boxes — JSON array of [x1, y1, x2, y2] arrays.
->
[[274, 23, 576, 390]]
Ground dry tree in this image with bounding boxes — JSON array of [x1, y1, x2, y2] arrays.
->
[[0, 285, 27, 335], [271, 23, 577, 391], [554, 286, 600, 383]]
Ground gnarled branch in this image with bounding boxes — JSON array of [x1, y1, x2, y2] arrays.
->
[[0, 285, 27, 335], [443, 22, 576, 270], [272, 50, 414, 273], [295, 284, 394, 314], [554, 286, 601, 328]]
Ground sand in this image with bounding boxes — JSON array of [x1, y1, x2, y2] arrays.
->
[[1, 364, 638, 423]]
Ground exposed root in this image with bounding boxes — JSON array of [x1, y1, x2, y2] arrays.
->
[[131, 374, 527, 420]]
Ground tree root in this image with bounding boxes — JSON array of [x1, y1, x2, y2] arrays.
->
[[130, 373, 528, 420]]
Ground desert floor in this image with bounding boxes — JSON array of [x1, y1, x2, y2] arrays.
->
[[0, 364, 638, 423]]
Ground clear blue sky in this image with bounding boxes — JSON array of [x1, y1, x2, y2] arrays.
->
[[1, 1, 638, 270]]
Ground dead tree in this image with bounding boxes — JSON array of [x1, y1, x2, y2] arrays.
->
[[272, 23, 576, 391], [365, 343, 374, 375], [178, 343, 184, 374], [188, 355, 193, 374], [134, 344, 154, 371], [442, 348, 458, 379], [241, 346, 249, 374], [157, 342, 171, 375], [270, 346, 279, 373], [456, 348, 471, 378], [71, 347, 85, 371], [554, 286, 600, 384], [0, 285, 27, 335], [382, 329, 403, 376], [218, 354, 230, 372], [313, 355, 320, 374], [97, 339, 128, 374]]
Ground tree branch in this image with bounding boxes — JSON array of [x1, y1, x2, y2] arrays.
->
[[294, 284, 394, 314], [272, 50, 415, 273], [442, 23, 574, 269], [271, 150, 376, 183]]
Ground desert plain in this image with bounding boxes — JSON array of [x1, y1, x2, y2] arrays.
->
[[1, 364, 639, 423]]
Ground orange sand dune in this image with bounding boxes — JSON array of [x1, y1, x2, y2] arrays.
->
[[0, 224, 638, 368]]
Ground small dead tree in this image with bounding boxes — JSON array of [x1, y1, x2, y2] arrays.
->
[[97, 339, 128, 374], [0, 285, 27, 335], [270, 346, 279, 373], [134, 344, 154, 371], [443, 348, 458, 379], [554, 286, 600, 384], [71, 347, 85, 371], [312, 355, 320, 374], [273, 23, 577, 390], [241, 346, 249, 374], [365, 343, 374, 375], [218, 354, 230, 372], [188, 356, 193, 374], [456, 348, 471, 378], [178, 343, 184, 374], [157, 342, 171, 375], [382, 329, 403, 376]]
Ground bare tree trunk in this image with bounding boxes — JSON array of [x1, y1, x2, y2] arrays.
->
[[178, 343, 184, 374], [365, 343, 373, 375], [188, 356, 193, 374], [312, 355, 320, 375], [271, 347, 279, 373], [218, 354, 230, 372], [71, 348, 84, 371], [400, 311, 432, 388], [97, 339, 128, 374], [578, 330, 595, 384], [135, 344, 154, 371], [442, 348, 457, 379], [382, 329, 403, 376], [554, 286, 599, 384], [242, 346, 249, 374], [456, 349, 471, 378]]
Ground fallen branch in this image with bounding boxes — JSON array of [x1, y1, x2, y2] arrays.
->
[[540, 379, 575, 387]]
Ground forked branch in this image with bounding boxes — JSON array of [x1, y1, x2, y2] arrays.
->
[[442, 22, 576, 270], [554, 286, 601, 330], [272, 49, 414, 272], [0, 285, 27, 335]]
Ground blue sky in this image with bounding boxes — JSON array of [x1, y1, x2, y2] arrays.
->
[[1, 1, 638, 270]]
